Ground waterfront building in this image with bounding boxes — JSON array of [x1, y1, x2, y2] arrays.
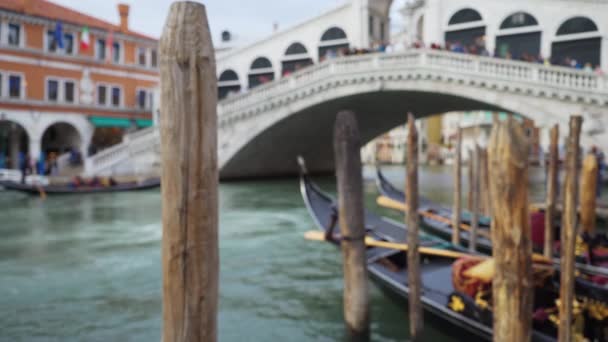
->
[[0, 0, 158, 171], [401, 0, 607, 69]]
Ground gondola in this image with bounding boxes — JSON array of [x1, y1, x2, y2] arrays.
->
[[0, 178, 160, 195], [375, 168, 608, 278], [298, 169, 608, 341]]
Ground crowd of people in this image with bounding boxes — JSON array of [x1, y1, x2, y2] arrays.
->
[[410, 39, 604, 75]]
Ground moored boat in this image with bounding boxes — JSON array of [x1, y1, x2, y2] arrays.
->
[[0, 178, 160, 195], [375, 168, 608, 278], [299, 170, 608, 341]]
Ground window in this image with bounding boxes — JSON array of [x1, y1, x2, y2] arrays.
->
[[96, 39, 106, 60], [138, 47, 147, 66], [65, 81, 75, 103], [97, 85, 107, 105], [137, 89, 147, 109], [150, 49, 158, 68], [111, 87, 121, 107], [8, 75, 21, 98], [47, 31, 75, 54], [380, 22, 385, 41], [369, 16, 374, 36], [112, 42, 120, 63], [64, 34, 74, 54], [8, 24, 20, 46], [47, 79, 59, 102]]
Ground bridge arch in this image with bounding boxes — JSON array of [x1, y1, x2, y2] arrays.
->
[[445, 8, 486, 52], [248, 57, 275, 89], [218, 69, 241, 100], [496, 12, 541, 59], [219, 78, 583, 179], [282, 42, 313, 76], [552, 16, 601, 67], [319, 27, 349, 61]]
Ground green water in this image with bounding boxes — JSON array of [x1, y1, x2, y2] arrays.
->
[[0, 166, 605, 341]]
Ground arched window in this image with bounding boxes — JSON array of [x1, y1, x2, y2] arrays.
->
[[496, 12, 541, 60], [218, 69, 241, 100], [448, 9, 482, 25], [219, 69, 239, 82], [248, 57, 274, 89], [285, 42, 308, 55], [552, 17, 601, 68], [250, 57, 273, 70], [282, 43, 313, 76], [319, 27, 349, 61], [557, 17, 598, 36], [321, 27, 347, 41], [500, 12, 538, 29]]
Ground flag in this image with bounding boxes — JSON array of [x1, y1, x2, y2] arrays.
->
[[80, 26, 90, 51], [106, 31, 114, 62], [54, 21, 64, 50]]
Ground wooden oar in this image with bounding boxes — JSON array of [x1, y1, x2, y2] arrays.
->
[[305, 230, 552, 281], [377, 196, 492, 239], [305, 230, 477, 260]]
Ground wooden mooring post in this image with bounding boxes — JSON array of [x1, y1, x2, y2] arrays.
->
[[488, 118, 533, 342], [451, 128, 462, 246], [159, 3, 219, 341], [468, 149, 474, 211], [479, 148, 491, 218], [333, 111, 370, 341], [559, 116, 583, 342], [469, 145, 480, 252], [544, 125, 559, 258], [580, 153, 598, 234], [406, 113, 423, 339]]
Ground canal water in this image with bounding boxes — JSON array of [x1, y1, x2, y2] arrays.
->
[[0, 166, 605, 341]]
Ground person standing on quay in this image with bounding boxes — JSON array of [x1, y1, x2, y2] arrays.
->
[[20, 153, 32, 184]]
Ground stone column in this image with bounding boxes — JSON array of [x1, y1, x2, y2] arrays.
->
[[29, 137, 41, 164], [9, 126, 20, 169]]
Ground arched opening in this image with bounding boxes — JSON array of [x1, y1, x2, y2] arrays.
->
[[41, 122, 82, 156], [248, 57, 274, 89], [281, 42, 313, 77], [0, 120, 29, 169], [318, 27, 349, 61], [552, 17, 601, 68], [218, 69, 241, 99], [445, 8, 486, 54], [496, 12, 541, 60]]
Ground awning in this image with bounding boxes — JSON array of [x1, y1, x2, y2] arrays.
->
[[90, 117, 132, 128], [135, 119, 154, 128]]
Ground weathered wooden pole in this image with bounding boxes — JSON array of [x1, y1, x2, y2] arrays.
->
[[544, 125, 559, 258], [469, 145, 480, 252], [580, 154, 598, 234], [480, 148, 492, 217], [488, 117, 533, 342], [468, 149, 474, 211], [558, 116, 583, 342], [159, 3, 218, 341], [452, 128, 462, 246], [406, 113, 423, 340], [333, 111, 370, 341]]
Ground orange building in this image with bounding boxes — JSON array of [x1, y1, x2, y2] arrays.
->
[[0, 0, 158, 169]]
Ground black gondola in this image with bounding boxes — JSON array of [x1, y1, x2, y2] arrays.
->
[[299, 171, 566, 341], [0, 178, 160, 195], [375, 168, 608, 278]]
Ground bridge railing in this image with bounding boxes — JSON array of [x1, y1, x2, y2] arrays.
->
[[83, 127, 160, 176], [218, 49, 607, 119]]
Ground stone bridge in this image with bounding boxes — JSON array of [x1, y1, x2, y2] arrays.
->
[[218, 49, 608, 179], [85, 50, 608, 179]]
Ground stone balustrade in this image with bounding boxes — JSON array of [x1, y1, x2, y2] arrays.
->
[[218, 49, 608, 126]]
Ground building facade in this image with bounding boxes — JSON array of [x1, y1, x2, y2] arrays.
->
[[0, 0, 158, 170], [401, 0, 607, 69]]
